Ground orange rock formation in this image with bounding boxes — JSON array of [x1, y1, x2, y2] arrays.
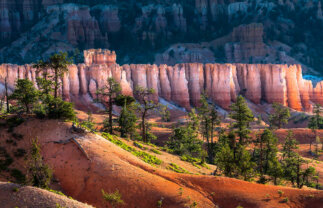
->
[[0, 49, 322, 112]]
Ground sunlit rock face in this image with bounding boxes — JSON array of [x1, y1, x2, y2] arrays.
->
[[1, 49, 322, 112]]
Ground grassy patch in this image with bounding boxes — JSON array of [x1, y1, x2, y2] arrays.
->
[[180, 155, 210, 169], [102, 133, 162, 166], [133, 141, 147, 150], [167, 163, 190, 174], [102, 189, 124, 207], [150, 148, 161, 155], [47, 189, 74, 200]]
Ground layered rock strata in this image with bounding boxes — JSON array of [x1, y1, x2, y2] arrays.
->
[[0, 50, 322, 112]]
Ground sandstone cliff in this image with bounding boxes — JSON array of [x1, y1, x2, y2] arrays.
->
[[0, 49, 322, 112]]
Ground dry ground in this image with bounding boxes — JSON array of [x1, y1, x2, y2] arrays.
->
[[0, 117, 322, 208]]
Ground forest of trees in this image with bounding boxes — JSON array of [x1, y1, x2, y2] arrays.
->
[[1, 52, 322, 190]]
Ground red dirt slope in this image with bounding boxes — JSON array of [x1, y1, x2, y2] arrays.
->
[[2, 119, 323, 208]]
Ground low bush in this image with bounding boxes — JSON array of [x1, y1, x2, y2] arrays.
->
[[167, 163, 190, 174], [150, 149, 161, 155], [47, 98, 75, 120], [102, 189, 124, 208]]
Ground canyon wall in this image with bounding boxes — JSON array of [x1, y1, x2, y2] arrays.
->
[[0, 49, 322, 112]]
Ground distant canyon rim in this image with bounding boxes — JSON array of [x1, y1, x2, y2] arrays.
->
[[0, 49, 322, 113]]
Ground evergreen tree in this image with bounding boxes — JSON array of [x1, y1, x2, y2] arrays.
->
[[198, 94, 220, 164], [308, 104, 323, 152], [215, 96, 255, 181], [36, 77, 54, 102], [188, 108, 200, 137], [158, 104, 170, 122], [168, 126, 203, 158], [116, 95, 138, 139], [9, 79, 39, 114], [5, 77, 9, 113], [134, 86, 158, 143], [253, 129, 283, 184], [281, 131, 317, 188], [26, 139, 52, 189], [229, 96, 254, 145], [269, 103, 291, 129], [96, 78, 122, 134], [215, 143, 256, 181], [33, 52, 72, 100]]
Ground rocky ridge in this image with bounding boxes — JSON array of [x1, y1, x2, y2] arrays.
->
[[0, 49, 322, 112], [0, 1, 322, 75]]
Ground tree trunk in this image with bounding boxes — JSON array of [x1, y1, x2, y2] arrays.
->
[[26, 103, 30, 114], [109, 94, 113, 134], [209, 122, 215, 164], [259, 139, 263, 176], [54, 71, 58, 99], [0, 96, 3, 112], [142, 111, 146, 143], [5, 77, 9, 113]]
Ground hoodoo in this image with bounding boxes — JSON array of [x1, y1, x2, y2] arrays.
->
[[0, 49, 322, 112]]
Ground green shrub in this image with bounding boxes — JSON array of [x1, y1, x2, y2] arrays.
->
[[12, 187, 19, 192], [133, 141, 146, 150], [278, 190, 284, 197], [157, 197, 164, 208], [167, 163, 190, 174], [102, 133, 162, 166], [178, 187, 183, 196], [282, 197, 289, 203], [47, 97, 75, 120], [150, 149, 161, 155], [33, 103, 46, 119], [102, 189, 124, 208]]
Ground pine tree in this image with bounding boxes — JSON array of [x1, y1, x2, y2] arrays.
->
[[96, 78, 122, 134], [198, 94, 220, 164], [33, 52, 72, 100], [158, 104, 170, 122], [167, 125, 203, 158], [269, 103, 290, 129], [229, 96, 254, 145], [215, 96, 256, 180], [308, 104, 323, 152], [188, 108, 199, 137], [26, 139, 52, 189], [253, 129, 282, 184], [9, 79, 39, 114], [134, 86, 158, 143], [281, 131, 317, 188], [5, 77, 9, 113], [116, 95, 137, 139]]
